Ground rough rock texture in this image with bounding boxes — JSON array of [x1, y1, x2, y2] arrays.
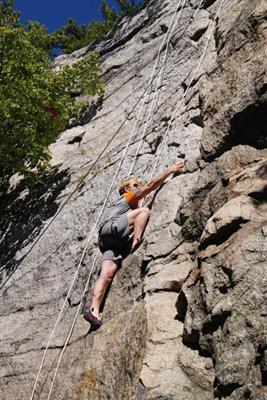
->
[[200, 0, 267, 159], [177, 146, 267, 399], [0, 0, 266, 400]]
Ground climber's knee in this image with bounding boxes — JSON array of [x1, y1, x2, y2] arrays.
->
[[100, 260, 118, 285]]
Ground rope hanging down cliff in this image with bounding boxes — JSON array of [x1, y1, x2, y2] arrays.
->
[[128, 0, 205, 177], [43, 1, 227, 398], [149, 0, 227, 179], [127, 0, 187, 177], [32, 0, 229, 396], [0, 2, 183, 291], [30, 2, 189, 399]]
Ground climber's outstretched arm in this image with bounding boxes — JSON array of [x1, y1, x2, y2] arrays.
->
[[139, 161, 184, 199]]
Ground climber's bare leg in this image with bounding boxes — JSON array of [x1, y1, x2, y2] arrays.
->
[[127, 207, 150, 249], [90, 259, 118, 319]]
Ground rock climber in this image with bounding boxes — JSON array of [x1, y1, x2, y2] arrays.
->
[[83, 161, 184, 327]]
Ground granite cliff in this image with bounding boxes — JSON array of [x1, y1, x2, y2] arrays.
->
[[0, 0, 266, 399]]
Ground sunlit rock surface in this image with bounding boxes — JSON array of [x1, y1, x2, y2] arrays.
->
[[0, 1, 266, 399]]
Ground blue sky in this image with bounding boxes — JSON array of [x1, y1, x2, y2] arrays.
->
[[14, 0, 141, 32]]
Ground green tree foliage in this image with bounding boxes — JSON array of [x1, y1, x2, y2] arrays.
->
[[49, 19, 91, 55], [116, 0, 135, 15], [50, 0, 138, 55], [100, 0, 118, 25], [0, 0, 104, 179]]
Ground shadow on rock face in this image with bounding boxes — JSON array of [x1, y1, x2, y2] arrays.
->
[[230, 101, 267, 151], [0, 166, 71, 283]]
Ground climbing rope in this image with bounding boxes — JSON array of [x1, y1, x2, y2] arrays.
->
[[44, 69, 161, 398], [30, 3, 187, 398], [127, 0, 186, 177], [0, 3, 181, 291], [149, 0, 227, 180], [128, 0, 205, 177], [43, 0, 228, 398], [33, 0, 229, 396], [46, 253, 100, 400], [30, 0, 228, 397], [30, 102, 139, 400]]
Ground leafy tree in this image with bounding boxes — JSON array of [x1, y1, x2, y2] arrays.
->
[[0, 0, 20, 26], [100, 0, 117, 26], [49, 1, 118, 55], [116, 0, 135, 15], [49, 19, 89, 55], [0, 0, 104, 179], [49, 0, 139, 55]]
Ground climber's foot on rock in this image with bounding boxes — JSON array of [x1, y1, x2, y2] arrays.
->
[[83, 309, 102, 328]]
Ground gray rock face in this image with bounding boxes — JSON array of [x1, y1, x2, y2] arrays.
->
[[200, 0, 267, 159], [0, 1, 266, 400]]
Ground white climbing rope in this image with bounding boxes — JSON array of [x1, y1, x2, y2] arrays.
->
[[46, 253, 100, 400], [30, 4, 185, 398], [0, 2, 183, 289], [30, 98, 138, 400], [127, 0, 186, 177], [149, 0, 227, 180], [45, 1, 216, 396], [128, 0, 205, 178], [31, 1, 227, 398], [137, 0, 204, 206]]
